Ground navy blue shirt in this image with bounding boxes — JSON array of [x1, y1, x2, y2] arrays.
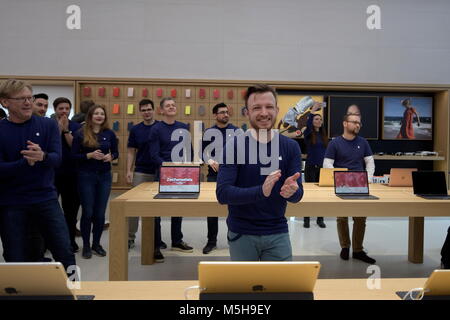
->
[[56, 120, 81, 176], [148, 120, 190, 166], [202, 123, 239, 177], [216, 133, 303, 235], [303, 114, 327, 166], [128, 121, 159, 174], [0, 115, 61, 205], [71, 128, 119, 172], [324, 135, 372, 170]]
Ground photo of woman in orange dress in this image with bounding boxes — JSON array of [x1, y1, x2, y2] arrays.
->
[[396, 98, 421, 139]]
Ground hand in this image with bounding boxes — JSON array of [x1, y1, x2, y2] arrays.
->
[[280, 172, 301, 199], [88, 149, 105, 160], [103, 153, 112, 162], [58, 115, 69, 132], [207, 159, 219, 172], [21, 141, 45, 166], [262, 170, 281, 197], [311, 102, 322, 112], [126, 171, 133, 184]]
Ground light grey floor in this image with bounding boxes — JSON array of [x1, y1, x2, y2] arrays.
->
[[1, 191, 449, 281]]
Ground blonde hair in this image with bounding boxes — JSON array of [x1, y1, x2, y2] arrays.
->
[[83, 104, 110, 148], [0, 79, 33, 99]]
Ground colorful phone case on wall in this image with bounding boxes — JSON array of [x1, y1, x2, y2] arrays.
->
[[170, 89, 177, 98], [227, 89, 234, 100], [241, 89, 247, 99], [185, 89, 191, 98], [113, 87, 120, 97], [98, 87, 106, 97], [199, 88, 206, 99], [127, 87, 134, 97], [185, 105, 191, 115], [198, 105, 206, 116], [112, 121, 120, 132], [156, 88, 163, 97], [142, 88, 149, 97], [113, 104, 120, 114], [127, 104, 134, 114], [83, 87, 91, 97], [213, 89, 220, 99]]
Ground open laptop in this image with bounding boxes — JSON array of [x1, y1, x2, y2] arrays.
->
[[0, 262, 77, 300], [388, 168, 417, 187], [318, 168, 348, 187], [334, 170, 379, 200], [198, 261, 321, 300], [412, 171, 450, 199], [154, 165, 200, 199]]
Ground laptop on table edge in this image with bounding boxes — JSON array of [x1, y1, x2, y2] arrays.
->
[[334, 170, 379, 200]]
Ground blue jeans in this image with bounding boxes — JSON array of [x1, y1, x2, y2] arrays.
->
[[0, 199, 76, 270], [78, 170, 112, 247], [227, 230, 292, 261]]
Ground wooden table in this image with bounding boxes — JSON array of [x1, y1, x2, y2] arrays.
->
[[109, 182, 450, 281], [78, 278, 427, 300]]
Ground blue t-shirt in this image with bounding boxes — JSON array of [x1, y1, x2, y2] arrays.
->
[[216, 133, 303, 235], [202, 123, 239, 177], [128, 121, 159, 174], [0, 115, 61, 205], [324, 135, 372, 170], [71, 128, 119, 173], [148, 120, 190, 166], [303, 113, 326, 166], [56, 120, 81, 176]]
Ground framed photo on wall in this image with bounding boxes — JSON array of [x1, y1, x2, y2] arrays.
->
[[328, 96, 379, 139], [382, 96, 433, 140], [276, 93, 325, 139]]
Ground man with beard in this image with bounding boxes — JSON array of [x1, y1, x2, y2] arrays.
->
[[216, 84, 303, 261], [32, 93, 49, 117], [323, 110, 376, 264]]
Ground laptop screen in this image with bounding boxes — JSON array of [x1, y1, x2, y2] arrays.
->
[[412, 171, 448, 195], [334, 171, 369, 195], [159, 166, 200, 193]]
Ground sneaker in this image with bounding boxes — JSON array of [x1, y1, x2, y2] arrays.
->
[[160, 241, 167, 249], [340, 248, 350, 260], [103, 223, 110, 230], [82, 247, 92, 259], [303, 217, 310, 228], [317, 218, 326, 228], [71, 241, 79, 253], [353, 251, 376, 264], [171, 241, 193, 253], [154, 249, 165, 263], [92, 244, 107, 257], [128, 240, 135, 250], [203, 242, 217, 254]]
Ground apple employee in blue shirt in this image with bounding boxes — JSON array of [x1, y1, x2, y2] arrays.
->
[[216, 84, 303, 261]]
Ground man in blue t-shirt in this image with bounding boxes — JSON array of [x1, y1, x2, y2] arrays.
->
[[148, 97, 194, 262], [216, 84, 303, 261], [201, 102, 239, 254], [126, 99, 159, 252], [323, 111, 376, 264], [0, 79, 76, 271]]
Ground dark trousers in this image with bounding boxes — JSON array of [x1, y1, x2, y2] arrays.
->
[[206, 175, 218, 244], [78, 170, 111, 247], [304, 164, 323, 222], [0, 199, 76, 270], [155, 217, 183, 248], [55, 173, 80, 245], [441, 226, 450, 268]]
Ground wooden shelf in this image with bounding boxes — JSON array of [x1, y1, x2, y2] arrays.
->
[[373, 155, 444, 161]]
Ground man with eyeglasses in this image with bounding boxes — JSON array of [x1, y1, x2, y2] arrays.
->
[[201, 102, 238, 254], [126, 99, 159, 251], [0, 79, 76, 271], [32, 93, 49, 117], [323, 108, 376, 264]]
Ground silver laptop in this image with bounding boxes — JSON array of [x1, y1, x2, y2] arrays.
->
[[334, 170, 379, 200], [412, 171, 450, 200], [0, 262, 77, 300], [154, 165, 201, 199]]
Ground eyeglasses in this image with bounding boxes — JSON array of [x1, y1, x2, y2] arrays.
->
[[7, 96, 34, 103], [216, 111, 229, 115], [346, 120, 362, 126]]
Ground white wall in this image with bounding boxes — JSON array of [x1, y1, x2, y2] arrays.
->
[[1, 0, 450, 84]]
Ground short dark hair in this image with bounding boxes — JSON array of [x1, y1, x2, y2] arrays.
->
[[212, 102, 227, 114], [80, 100, 95, 113], [0, 108, 7, 119], [160, 97, 174, 108], [53, 97, 72, 109], [139, 99, 154, 110], [33, 93, 48, 100], [244, 84, 277, 108]]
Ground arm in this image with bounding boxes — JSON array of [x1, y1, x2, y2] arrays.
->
[[302, 113, 314, 138], [126, 147, 136, 184], [282, 141, 303, 203], [149, 127, 163, 167], [323, 158, 335, 168], [71, 132, 89, 161], [41, 120, 62, 168], [323, 141, 336, 168], [0, 157, 28, 177], [364, 156, 375, 182], [414, 109, 421, 126]]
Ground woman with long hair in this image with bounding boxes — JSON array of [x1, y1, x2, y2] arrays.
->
[[302, 103, 328, 228], [72, 104, 119, 259]]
